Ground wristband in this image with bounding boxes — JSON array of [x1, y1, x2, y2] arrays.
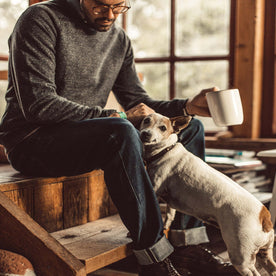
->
[[183, 102, 194, 117], [118, 112, 127, 119]]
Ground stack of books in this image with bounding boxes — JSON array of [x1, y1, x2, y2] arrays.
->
[[206, 149, 272, 204]]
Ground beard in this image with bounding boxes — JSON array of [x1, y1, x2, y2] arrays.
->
[[93, 17, 115, 32]]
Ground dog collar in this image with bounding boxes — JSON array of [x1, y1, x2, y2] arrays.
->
[[144, 143, 177, 165]]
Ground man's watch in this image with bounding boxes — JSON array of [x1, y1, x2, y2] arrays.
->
[[183, 102, 194, 116]]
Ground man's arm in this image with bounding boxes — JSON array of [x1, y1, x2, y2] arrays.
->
[[9, 5, 116, 124]]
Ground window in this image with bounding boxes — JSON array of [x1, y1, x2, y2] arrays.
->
[[126, 0, 235, 132], [0, 0, 28, 117]]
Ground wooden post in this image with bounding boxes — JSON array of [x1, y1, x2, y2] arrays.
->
[[232, 0, 265, 138]]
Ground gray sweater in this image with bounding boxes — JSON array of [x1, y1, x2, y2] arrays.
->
[[0, 0, 187, 152]]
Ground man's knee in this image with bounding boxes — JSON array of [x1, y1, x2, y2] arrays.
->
[[188, 118, 205, 137], [110, 118, 141, 147], [178, 118, 204, 143], [178, 118, 205, 159]]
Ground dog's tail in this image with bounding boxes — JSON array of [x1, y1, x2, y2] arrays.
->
[[259, 206, 273, 232]]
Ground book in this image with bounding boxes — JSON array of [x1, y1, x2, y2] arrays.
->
[[206, 156, 263, 168]]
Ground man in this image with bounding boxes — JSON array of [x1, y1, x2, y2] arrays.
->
[[0, 0, 237, 275]]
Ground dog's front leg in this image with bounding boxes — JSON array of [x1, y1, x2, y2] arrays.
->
[[164, 206, 176, 230]]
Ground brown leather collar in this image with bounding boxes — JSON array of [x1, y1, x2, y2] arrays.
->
[[144, 144, 177, 165]]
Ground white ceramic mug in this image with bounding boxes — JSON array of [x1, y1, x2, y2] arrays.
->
[[206, 89, 244, 127]]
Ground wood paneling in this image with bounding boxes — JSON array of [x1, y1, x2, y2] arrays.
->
[[232, 0, 265, 138], [34, 183, 63, 232], [5, 188, 33, 217], [88, 170, 110, 221], [64, 177, 89, 228]]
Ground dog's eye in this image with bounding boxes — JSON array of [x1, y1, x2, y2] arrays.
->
[[143, 117, 151, 124], [159, 125, 167, 132]]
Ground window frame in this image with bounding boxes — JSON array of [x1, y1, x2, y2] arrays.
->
[[132, 0, 236, 101]]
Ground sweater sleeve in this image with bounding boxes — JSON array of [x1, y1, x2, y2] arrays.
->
[[9, 5, 115, 125], [112, 35, 188, 118]]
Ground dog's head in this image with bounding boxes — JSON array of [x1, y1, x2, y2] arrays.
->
[[139, 113, 192, 145]]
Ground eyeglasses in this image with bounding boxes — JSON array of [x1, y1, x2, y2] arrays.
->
[[92, 3, 131, 15]]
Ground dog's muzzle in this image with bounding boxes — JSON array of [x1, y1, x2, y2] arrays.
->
[[140, 131, 153, 143]]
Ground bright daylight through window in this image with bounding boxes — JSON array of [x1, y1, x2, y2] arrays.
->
[[0, 0, 28, 117], [126, 0, 231, 132]]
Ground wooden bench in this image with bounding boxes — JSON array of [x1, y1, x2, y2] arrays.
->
[[0, 164, 133, 275]]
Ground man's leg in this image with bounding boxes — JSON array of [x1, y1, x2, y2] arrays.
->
[[170, 118, 238, 275], [8, 118, 179, 275], [169, 117, 208, 246]]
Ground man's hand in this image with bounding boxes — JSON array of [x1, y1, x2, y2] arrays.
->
[[186, 87, 219, 117], [126, 103, 155, 127], [109, 112, 121, 118]]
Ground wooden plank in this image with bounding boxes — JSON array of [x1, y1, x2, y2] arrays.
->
[[0, 190, 86, 276], [64, 177, 89, 228], [233, 0, 265, 138], [88, 170, 110, 221], [90, 269, 137, 276], [4, 188, 33, 217], [34, 182, 63, 232], [51, 215, 133, 273], [0, 70, 8, 80], [0, 54, 8, 61], [205, 137, 276, 152], [0, 163, 95, 191]]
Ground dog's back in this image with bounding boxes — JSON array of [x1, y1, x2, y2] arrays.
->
[[140, 113, 276, 276]]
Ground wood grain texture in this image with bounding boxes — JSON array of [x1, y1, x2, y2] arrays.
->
[[4, 188, 33, 217], [0, 191, 86, 276], [64, 177, 89, 228], [52, 215, 132, 273], [88, 170, 110, 221], [34, 182, 63, 232], [233, 0, 265, 138]]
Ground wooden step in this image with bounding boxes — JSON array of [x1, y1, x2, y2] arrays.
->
[[0, 164, 117, 233], [89, 268, 137, 275], [51, 214, 133, 274]]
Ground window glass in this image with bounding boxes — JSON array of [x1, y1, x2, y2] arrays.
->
[[175, 60, 228, 98], [0, 0, 28, 118], [0, 80, 7, 118], [176, 0, 230, 56], [136, 63, 170, 100], [127, 0, 170, 58], [175, 60, 229, 132], [0, 0, 28, 55]]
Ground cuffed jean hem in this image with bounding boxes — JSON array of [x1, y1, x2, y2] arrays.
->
[[133, 235, 174, 265], [169, 226, 209, 247]]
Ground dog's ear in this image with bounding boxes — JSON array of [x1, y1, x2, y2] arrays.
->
[[170, 116, 192, 133]]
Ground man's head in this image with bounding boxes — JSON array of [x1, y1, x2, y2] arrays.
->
[[80, 0, 130, 32]]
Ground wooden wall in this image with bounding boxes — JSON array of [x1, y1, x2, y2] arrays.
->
[[232, 0, 266, 138]]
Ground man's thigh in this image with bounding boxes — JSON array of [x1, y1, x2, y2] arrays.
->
[[9, 117, 136, 176]]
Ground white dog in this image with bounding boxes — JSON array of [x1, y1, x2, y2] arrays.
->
[[139, 113, 276, 276]]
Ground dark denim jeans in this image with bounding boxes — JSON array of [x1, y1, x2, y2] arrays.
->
[[8, 117, 204, 250]]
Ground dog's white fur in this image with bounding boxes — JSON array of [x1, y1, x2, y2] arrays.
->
[[140, 113, 276, 276]]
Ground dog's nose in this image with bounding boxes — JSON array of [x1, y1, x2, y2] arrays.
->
[[140, 131, 152, 143]]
